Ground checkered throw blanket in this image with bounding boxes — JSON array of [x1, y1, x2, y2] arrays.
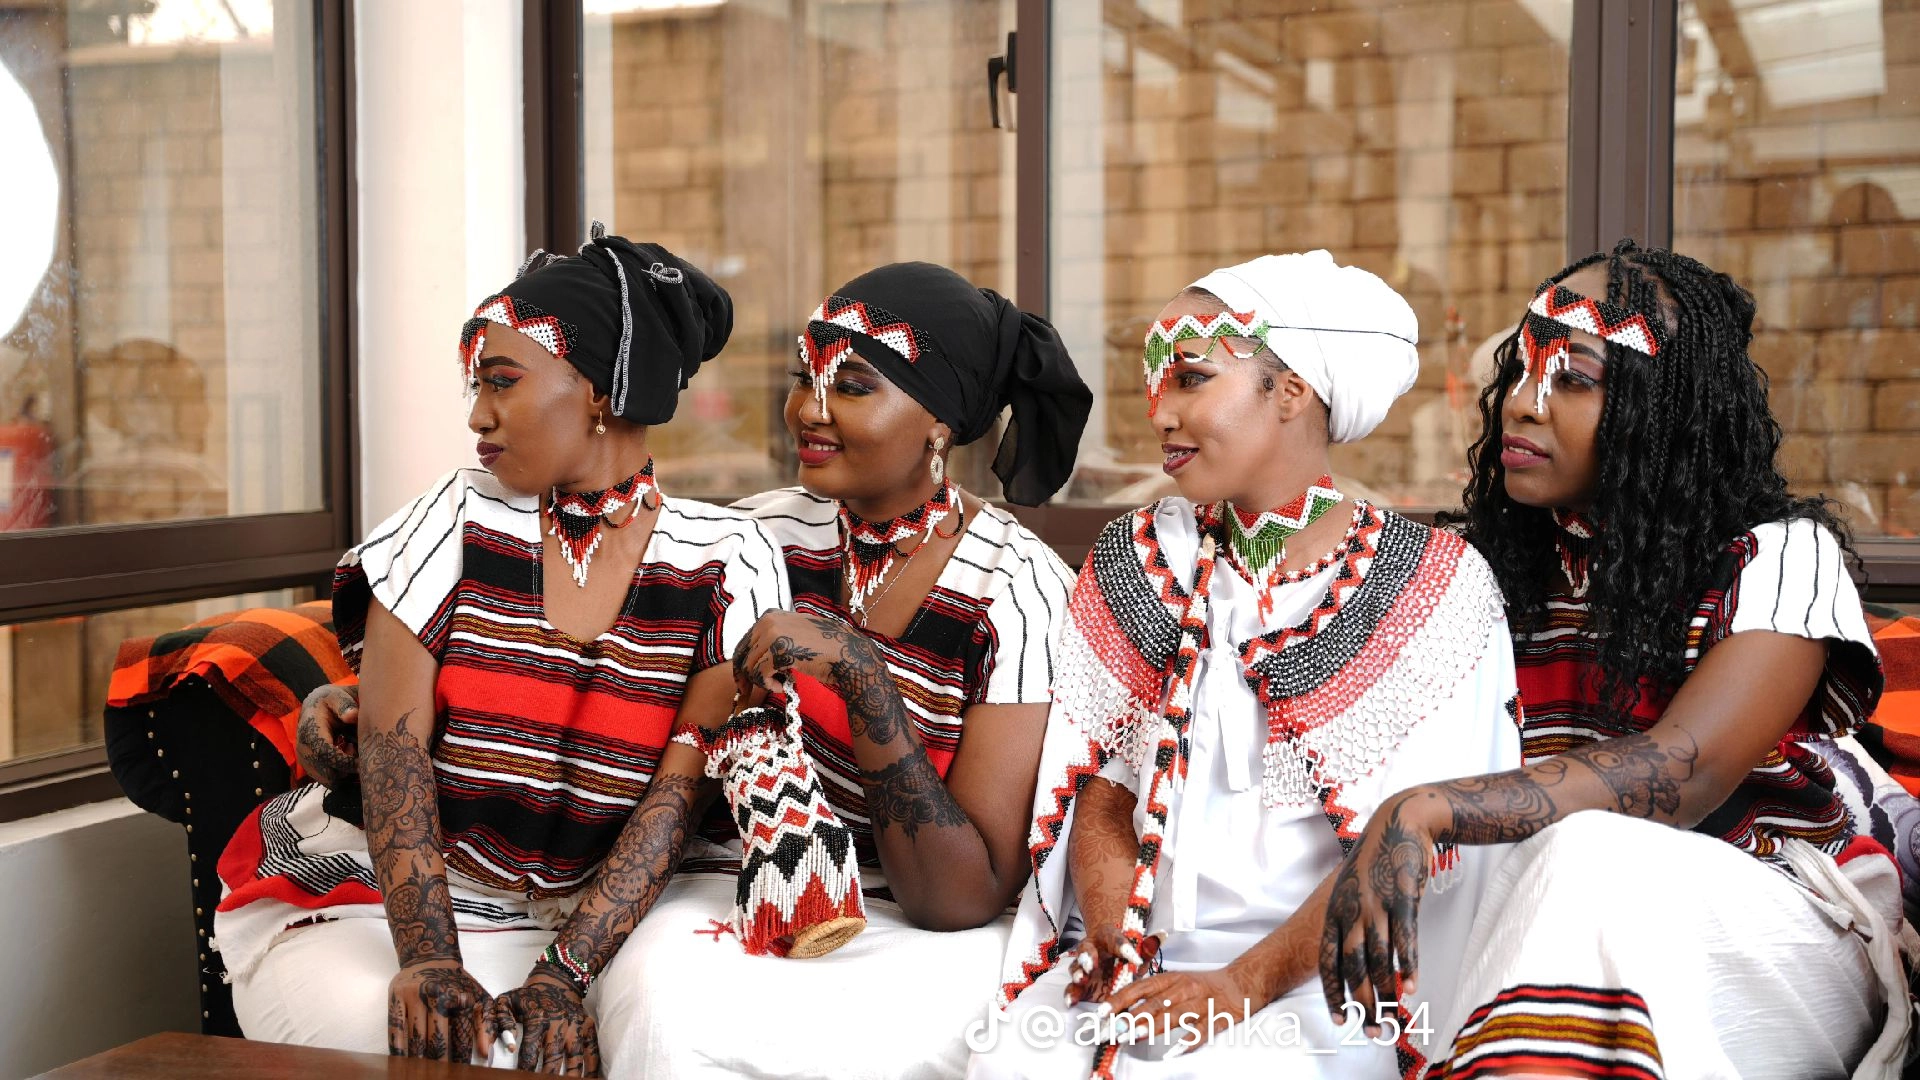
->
[[106, 601, 355, 780]]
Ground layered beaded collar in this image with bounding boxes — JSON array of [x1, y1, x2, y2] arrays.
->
[[547, 459, 657, 588], [1220, 475, 1345, 619], [839, 480, 960, 623]]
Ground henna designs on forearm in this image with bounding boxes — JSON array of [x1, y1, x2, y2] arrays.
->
[[363, 710, 461, 965], [860, 751, 970, 839], [1069, 778, 1140, 933], [1424, 729, 1703, 851], [823, 631, 910, 746], [551, 772, 703, 974], [1573, 729, 1698, 819]]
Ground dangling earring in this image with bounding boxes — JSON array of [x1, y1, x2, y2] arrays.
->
[[595, 409, 607, 436], [929, 435, 946, 484]]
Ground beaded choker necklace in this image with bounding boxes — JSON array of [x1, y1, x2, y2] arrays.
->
[[1223, 475, 1343, 619], [1552, 507, 1595, 597], [840, 480, 958, 623], [548, 459, 658, 588]]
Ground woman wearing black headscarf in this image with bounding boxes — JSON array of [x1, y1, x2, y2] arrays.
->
[[573, 262, 1091, 1079], [215, 227, 787, 1075], [289, 260, 1092, 1078]]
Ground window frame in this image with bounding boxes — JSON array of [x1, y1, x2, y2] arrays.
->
[[0, 0, 359, 813], [531, 0, 1920, 604]]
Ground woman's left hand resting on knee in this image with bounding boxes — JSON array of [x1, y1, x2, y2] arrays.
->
[[1318, 630, 1827, 1029], [494, 969, 602, 1077], [730, 608, 1048, 930], [358, 601, 500, 1062]]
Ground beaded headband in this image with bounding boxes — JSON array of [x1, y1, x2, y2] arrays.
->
[[796, 295, 938, 417], [1142, 311, 1269, 416], [1512, 283, 1666, 412]]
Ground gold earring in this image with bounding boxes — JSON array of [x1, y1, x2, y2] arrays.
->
[[595, 410, 607, 436]]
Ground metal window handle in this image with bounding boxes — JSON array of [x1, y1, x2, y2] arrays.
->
[[987, 31, 1017, 129]]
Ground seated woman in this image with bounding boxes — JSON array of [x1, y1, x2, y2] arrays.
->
[[1317, 242, 1909, 1077], [588, 262, 1091, 1079], [295, 261, 1094, 1079], [215, 229, 783, 1075], [977, 252, 1523, 1078]]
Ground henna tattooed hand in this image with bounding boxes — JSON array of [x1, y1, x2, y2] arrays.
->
[[1064, 925, 1159, 1007], [730, 611, 854, 700], [1318, 790, 1442, 1030], [296, 682, 361, 788], [494, 968, 603, 1077], [386, 959, 497, 1063]]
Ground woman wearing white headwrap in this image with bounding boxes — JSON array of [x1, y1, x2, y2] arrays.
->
[[971, 252, 1522, 1079]]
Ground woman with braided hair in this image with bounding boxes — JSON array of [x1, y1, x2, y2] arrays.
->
[[977, 251, 1523, 1078], [215, 228, 788, 1074], [1318, 242, 1909, 1077]]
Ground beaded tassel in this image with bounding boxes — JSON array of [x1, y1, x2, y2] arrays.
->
[[1553, 508, 1596, 597], [675, 679, 865, 959], [547, 460, 657, 588], [1085, 535, 1218, 1080], [1223, 476, 1343, 619], [840, 481, 956, 621]]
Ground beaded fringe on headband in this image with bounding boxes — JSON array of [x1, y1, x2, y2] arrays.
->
[[1512, 283, 1666, 413], [674, 683, 866, 959], [1141, 311, 1269, 417], [547, 459, 657, 588]]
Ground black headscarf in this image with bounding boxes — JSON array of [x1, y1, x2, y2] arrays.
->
[[460, 224, 733, 424], [799, 262, 1092, 505]]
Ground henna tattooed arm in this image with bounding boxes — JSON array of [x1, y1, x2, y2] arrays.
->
[[732, 610, 1046, 930], [1319, 629, 1829, 1020], [1063, 776, 1142, 1004], [358, 602, 495, 1062], [493, 664, 731, 1076]]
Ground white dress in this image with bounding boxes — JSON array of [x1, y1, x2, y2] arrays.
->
[[978, 499, 1523, 1079]]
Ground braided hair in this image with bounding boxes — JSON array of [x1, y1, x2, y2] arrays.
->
[[1455, 240, 1853, 727]]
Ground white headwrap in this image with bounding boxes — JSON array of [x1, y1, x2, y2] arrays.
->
[[1191, 250, 1419, 443]]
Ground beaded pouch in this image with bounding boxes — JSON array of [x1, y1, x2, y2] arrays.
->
[[675, 683, 865, 958]]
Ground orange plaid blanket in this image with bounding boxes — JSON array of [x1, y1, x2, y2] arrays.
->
[[106, 601, 355, 780], [1859, 604, 1920, 795]]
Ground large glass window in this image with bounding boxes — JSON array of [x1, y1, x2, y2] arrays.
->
[[1, 0, 325, 531], [0, 0, 348, 796], [1048, 0, 1574, 508], [581, 0, 1019, 499], [1674, 0, 1920, 539]]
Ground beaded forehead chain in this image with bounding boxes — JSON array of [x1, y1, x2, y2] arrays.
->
[[1512, 283, 1667, 412], [1141, 311, 1270, 417]]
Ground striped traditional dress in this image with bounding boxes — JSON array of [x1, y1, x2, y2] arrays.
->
[[727, 486, 1071, 870], [1430, 517, 1907, 1080], [213, 467, 787, 983], [591, 485, 1074, 1080]]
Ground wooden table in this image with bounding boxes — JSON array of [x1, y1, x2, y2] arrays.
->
[[35, 1032, 520, 1078]]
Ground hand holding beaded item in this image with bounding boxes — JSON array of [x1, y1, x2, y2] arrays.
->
[[673, 677, 865, 958]]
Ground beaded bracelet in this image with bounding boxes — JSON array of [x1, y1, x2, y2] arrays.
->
[[538, 938, 594, 996]]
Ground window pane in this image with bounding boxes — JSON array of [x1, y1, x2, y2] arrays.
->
[[1674, 0, 1920, 538], [582, 0, 1018, 501], [0, 587, 314, 766], [0, 0, 326, 532], [1049, 0, 1573, 507]]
